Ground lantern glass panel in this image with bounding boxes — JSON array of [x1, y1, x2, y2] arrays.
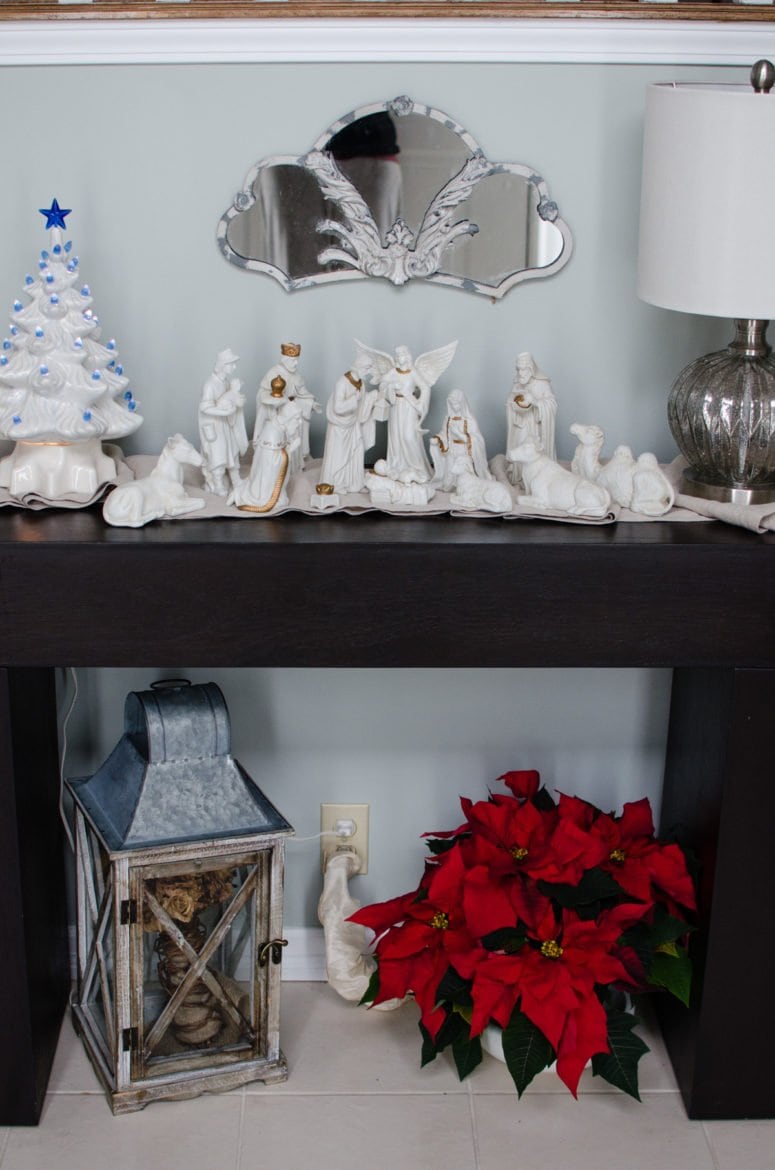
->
[[131, 852, 269, 1080]]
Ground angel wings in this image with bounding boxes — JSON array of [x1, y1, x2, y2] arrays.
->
[[353, 340, 458, 392]]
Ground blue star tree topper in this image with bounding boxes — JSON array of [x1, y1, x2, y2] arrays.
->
[[39, 198, 71, 230]]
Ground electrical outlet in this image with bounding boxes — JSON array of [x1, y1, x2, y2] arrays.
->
[[320, 803, 369, 874]]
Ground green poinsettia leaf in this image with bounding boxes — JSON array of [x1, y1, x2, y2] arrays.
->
[[420, 1022, 439, 1067], [435, 965, 473, 1007], [425, 837, 458, 856], [532, 786, 557, 812], [648, 949, 692, 1007], [648, 904, 695, 948], [591, 1010, 648, 1100], [481, 927, 527, 954], [359, 966, 380, 1006], [538, 868, 625, 909], [452, 1030, 483, 1082], [420, 1008, 466, 1066], [500, 1009, 555, 1097]]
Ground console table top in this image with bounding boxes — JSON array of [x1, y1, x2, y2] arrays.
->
[[0, 510, 771, 668]]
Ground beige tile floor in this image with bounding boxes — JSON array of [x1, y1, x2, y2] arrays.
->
[[2, 983, 774, 1170]]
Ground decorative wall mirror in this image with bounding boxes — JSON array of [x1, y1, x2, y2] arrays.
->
[[217, 96, 573, 299]]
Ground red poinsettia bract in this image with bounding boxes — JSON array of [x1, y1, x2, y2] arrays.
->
[[351, 769, 696, 1102]]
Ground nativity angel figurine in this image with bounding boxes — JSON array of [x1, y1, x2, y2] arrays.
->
[[317, 356, 381, 495], [253, 342, 321, 475], [430, 388, 492, 492], [198, 348, 249, 496], [505, 352, 557, 487], [355, 339, 458, 484]]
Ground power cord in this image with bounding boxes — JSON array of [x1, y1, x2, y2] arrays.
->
[[58, 665, 79, 854]]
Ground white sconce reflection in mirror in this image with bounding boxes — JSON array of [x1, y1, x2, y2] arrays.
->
[[638, 62, 775, 504], [217, 96, 573, 299]]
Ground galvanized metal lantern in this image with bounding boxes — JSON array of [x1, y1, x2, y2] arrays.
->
[[67, 680, 293, 1114]]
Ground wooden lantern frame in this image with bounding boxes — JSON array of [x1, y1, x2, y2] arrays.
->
[[71, 802, 291, 1114]]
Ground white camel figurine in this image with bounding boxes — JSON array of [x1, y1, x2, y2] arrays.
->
[[102, 434, 206, 528], [596, 444, 638, 508], [571, 423, 675, 517], [508, 439, 611, 519], [631, 451, 676, 516], [570, 422, 605, 481]]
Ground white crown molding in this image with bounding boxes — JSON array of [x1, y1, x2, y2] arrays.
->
[[0, 18, 773, 66]]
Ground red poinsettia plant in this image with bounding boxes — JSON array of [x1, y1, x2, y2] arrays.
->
[[350, 769, 696, 1100]]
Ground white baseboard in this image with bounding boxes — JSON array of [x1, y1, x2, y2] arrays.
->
[[281, 927, 327, 981], [69, 925, 328, 984]]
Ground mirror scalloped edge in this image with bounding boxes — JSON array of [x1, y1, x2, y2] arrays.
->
[[216, 96, 573, 300]]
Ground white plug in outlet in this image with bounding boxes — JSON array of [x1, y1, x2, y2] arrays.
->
[[321, 803, 369, 874]]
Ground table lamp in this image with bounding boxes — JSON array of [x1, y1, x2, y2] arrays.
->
[[638, 61, 775, 504]]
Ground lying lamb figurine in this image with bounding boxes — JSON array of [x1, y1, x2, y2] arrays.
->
[[508, 439, 611, 519], [570, 423, 674, 516], [450, 471, 513, 514], [103, 434, 206, 528]]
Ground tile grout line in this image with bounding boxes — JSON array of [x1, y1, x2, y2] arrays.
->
[[467, 1081, 481, 1170], [234, 1089, 247, 1170], [700, 1122, 724, 1170]]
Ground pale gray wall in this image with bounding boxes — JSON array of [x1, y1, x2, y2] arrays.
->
[[1, 59, 739, 926]]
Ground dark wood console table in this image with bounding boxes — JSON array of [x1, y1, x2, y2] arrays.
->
[[1, 509, 773, 1122]]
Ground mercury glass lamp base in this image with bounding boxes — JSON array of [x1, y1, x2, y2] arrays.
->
[[668, 319, 775, 506], [680, 467, 775, 506]]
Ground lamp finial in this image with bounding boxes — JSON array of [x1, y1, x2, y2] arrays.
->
[[751, 59, 775, 94]]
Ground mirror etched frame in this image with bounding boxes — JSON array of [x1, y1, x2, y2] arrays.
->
[[216, 96, 573, 299]]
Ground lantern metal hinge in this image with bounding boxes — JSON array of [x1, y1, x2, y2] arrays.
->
[[122, 1027, 139, 1052], [258, 938, 289, 967], [120, 899, 138, 925]]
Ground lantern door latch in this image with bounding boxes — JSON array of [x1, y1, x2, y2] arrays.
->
[[258, 938, 288, 967]]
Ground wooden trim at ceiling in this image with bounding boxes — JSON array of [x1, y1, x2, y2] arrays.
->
[[1, 2, 774, 23]]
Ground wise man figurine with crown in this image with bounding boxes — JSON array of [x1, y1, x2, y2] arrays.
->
[[0, 200, 143, 505], [253, 341, 321, 476]]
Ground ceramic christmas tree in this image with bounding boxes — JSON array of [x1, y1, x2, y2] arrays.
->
[[0, 200, 142, 503]]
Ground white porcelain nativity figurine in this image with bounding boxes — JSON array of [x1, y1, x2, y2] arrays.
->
[[102, 434, 206, 528], [364, 460, 436, 508], [450, 472, 513, 514], [316, 356, 381, 496], [231, 398, 302, 513], [429, 389, 492, 491], [631, 451, 676, 516], [355, 339, 458, 484], [254, 342, 320, 475], [508, 439, 611, 518], [198, 348, 248, 496], [505, 352, 558, 487], [570, 422, 675, 517]]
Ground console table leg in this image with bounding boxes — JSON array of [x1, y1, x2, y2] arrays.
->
[[0, 668, 70, 1125], [658, 667, 775, 1119]]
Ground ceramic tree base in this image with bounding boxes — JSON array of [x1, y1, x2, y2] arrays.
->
[[0, 437, 118, 504]]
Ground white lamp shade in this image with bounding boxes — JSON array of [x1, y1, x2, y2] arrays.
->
[[638, 82, 775, 320]]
